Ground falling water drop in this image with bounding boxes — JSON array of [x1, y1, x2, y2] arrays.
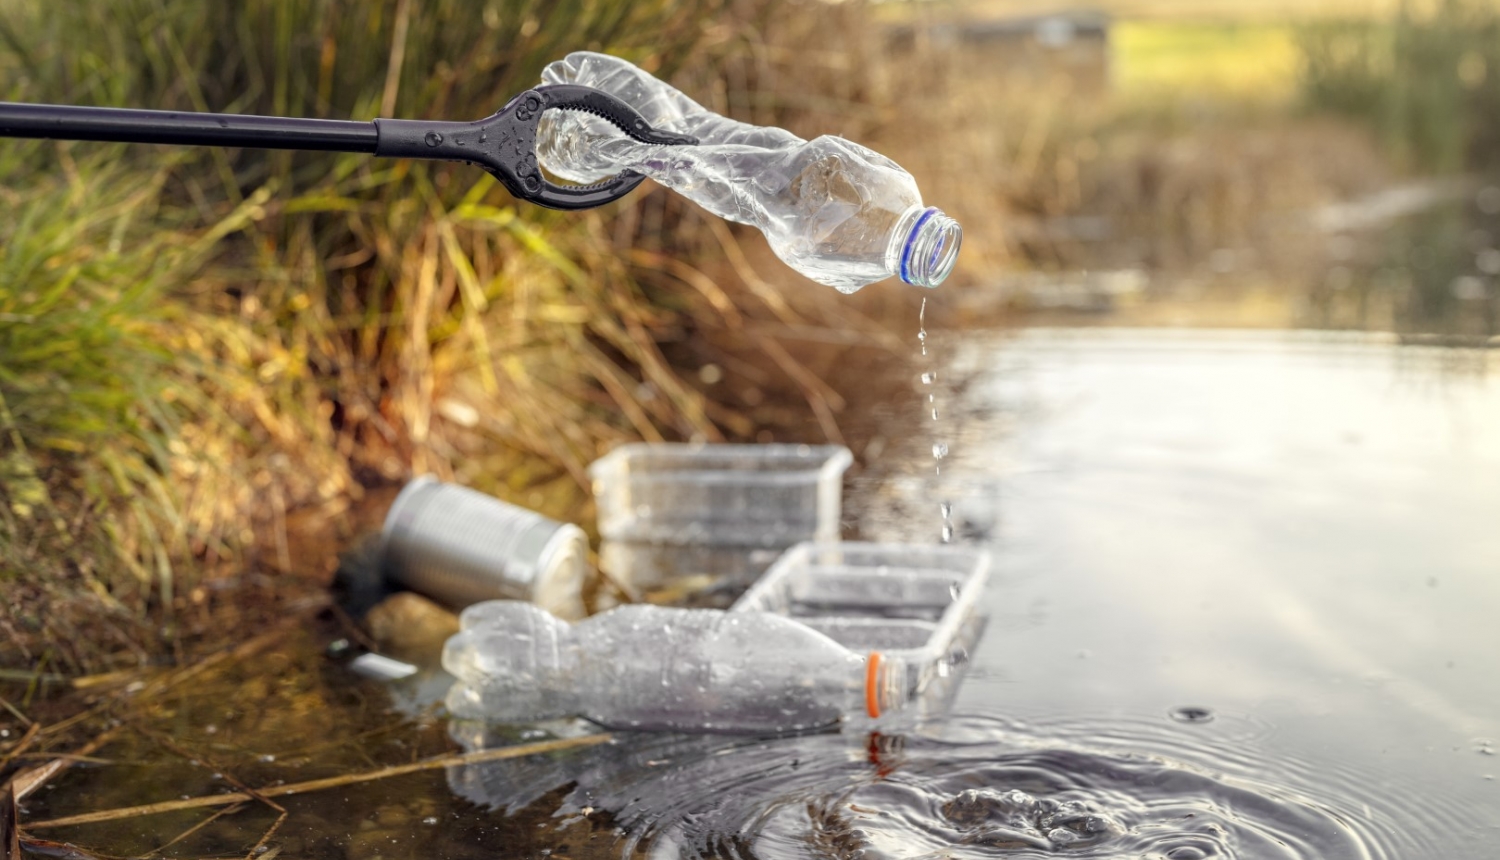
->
[[932, 442, 949, 460], [918, 297, 928, 356], [921, 372, 936, 384]]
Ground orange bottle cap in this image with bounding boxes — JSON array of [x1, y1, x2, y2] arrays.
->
[[865, 651, 883, 719]]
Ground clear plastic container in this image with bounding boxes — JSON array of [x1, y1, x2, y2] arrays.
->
[[537, 52, 962, 293], [596, 541, 788, 603], [731, 542, 990, 715], [589, 443, 853, 599]]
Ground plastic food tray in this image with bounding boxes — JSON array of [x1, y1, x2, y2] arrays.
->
[[589, 443, 852, 545], [589, 443, 853, 599], [731, 541, 991, 713]]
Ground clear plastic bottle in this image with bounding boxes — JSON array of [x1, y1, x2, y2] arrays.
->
[[443, 600, 908, 733], [536, 52, 962, 294]]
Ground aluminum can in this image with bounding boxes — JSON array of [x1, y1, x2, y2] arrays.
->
[[381, 477, 588, 620]]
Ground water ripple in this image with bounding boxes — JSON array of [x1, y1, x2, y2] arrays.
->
[[447, 713, 1467, 859]]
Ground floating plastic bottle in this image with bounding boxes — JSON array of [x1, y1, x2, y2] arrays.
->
[[536, 52, 962, 293], [442, 600, 908, 733]]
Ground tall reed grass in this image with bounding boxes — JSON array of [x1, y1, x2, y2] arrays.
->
[[1, 0, 928, 669], [1298, 0, 1500, 174]]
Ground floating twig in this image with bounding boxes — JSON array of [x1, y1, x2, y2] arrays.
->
[[132, 596, 331, 702], [0, 724, 41, 770], [240, 809, 286, 860], [133, 802, 247, 859], [26, 733, 612, 830], [0, 695, 32, 728], [3, 782, 18, 860], [8, 727, 123, 803]]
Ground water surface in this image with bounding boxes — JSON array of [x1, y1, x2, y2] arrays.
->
[[18, 328, 1499, 859], [852, 328, 1500, 858]]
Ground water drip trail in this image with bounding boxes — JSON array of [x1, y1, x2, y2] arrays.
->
[[918, 297, 928, 357], [918, 298, 956, 543]]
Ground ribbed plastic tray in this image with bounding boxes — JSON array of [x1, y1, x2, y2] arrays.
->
[[730, 541, 991, 711]]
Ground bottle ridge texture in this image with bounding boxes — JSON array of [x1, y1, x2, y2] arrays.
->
[[536, 52, 961, 293], [443, 600, 908, 733]]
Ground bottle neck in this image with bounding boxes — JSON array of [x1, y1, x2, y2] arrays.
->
[[891, 206, 963, 288], [863, 651, 909, 720]]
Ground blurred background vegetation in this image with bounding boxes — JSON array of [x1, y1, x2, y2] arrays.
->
[[2, 0, 1498, 673]]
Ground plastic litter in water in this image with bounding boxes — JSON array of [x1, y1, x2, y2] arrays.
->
[[538, 53, 960, 292], [348, 652, 420, 682], [443, 601, 908, 733]]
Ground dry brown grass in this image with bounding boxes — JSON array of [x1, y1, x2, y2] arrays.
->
[[0, 0, 937, 672], [1, 0, 1424, 675]]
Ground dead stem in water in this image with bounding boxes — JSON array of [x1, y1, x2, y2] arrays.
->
[[6, 727, 123, 804], [137, 801, 248, 859], [24, 734, 613, 831]]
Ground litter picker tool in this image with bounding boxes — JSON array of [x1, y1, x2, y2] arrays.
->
[[0, 85, 696, 210]]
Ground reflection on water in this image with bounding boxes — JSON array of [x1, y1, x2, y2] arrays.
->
[[450, 715, 1398, 859], [973, 182, 1500, 340], [853, 328, 1500, 859], [18, 329, 1500, 859], [443, 328, 1499, 859]]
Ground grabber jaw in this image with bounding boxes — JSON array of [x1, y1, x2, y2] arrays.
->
[[373, 84, 697, 211]]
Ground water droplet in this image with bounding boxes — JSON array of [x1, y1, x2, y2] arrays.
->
[[1049, 828, 1081, 845], [931, 407, 939, 420], [917, 299, 930, 355], [940, 502, 952, 519], [423, 816, 439, 825], [258, 753, 276, 763], [1169, 706, 1215, 724], [932, 443, 948, 459], [941, 525, 954, 543], [921, 372, 936, 384]]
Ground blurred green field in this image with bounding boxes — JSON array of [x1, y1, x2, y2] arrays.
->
[[1113, 21, 1300, 102], [921, 0, 1403, 24]]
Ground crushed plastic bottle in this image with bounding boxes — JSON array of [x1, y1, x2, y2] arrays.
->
[[442, 600, 908, 733], [537, 52, 962, 293]]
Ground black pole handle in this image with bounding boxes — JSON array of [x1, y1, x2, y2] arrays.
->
[[0, 86, 696, 210], [0, 102, 377, 152]]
